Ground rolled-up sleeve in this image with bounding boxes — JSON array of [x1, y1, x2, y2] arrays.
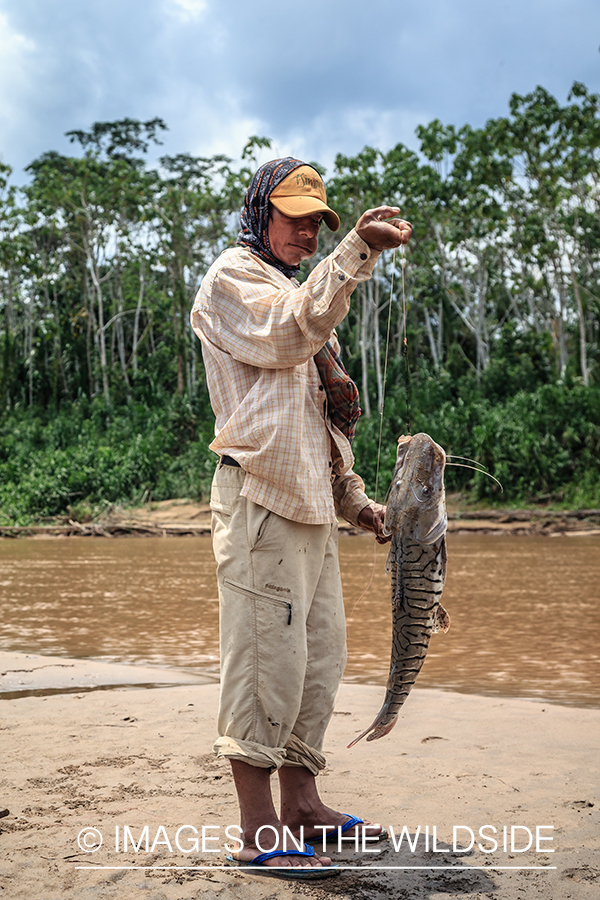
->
[[332, 470, 374, 527]]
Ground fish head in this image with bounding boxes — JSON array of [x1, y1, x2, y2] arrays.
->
[[384, 433, 447, 543]]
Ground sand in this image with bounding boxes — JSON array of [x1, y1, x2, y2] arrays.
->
[[0, 652, 211, 698], [1, 651, 599, 900]]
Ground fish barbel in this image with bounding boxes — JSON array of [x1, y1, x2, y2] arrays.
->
[[348, 433, 450, 748]]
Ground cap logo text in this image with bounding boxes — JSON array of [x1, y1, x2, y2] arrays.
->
[[294, 172, 324, 194]]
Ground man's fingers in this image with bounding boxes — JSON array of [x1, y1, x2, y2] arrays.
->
[[364, 210, 412, 235], [397, 220, 412, 243], [387, 218, 412, 232], [375, 206, 401, 219], [385, 218, 412, 244], [364, 206, 401, 222]]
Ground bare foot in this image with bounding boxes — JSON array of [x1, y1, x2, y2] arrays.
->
[[278, 764, 385, 848], [283, 806, 385, 845], [233, 823, 333, 869]]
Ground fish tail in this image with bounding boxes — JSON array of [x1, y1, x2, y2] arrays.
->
[[347, 709, 398, 749], [432, 602, 451, 633]]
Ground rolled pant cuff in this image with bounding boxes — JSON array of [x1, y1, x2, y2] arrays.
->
[[283, 733, 327, 775], [213, 736, 287, 770]]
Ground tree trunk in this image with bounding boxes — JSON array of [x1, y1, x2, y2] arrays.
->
[[115, 277, 131, 393], [84, 232, 110, 404], [570, 269, 588, 386], [424, 307, 439, 368], [553, 265, 568, 378], [132, 257, 145, 374], [84, 270, 97, 398]]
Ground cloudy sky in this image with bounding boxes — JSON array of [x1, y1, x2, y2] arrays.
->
[[1, 0, 599, 179]]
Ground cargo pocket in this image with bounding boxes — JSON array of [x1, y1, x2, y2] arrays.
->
[[223, 577, 293, 625]]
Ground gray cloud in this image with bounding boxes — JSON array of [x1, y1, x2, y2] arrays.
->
[[1, 0, 599, 178]]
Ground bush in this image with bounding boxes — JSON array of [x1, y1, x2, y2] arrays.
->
[[352, 374, 600, 507], [0, 392, 218, 522], [2, 368, 599, 522]]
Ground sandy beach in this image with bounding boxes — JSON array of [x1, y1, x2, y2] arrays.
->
[[1, 651, 598, 900]]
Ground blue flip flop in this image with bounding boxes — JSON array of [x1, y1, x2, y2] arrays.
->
[[324, 815, 388, 844], [226, 842, 340, 879]]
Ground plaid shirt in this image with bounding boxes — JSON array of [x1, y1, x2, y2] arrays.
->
[[191, 229, 380, 525]]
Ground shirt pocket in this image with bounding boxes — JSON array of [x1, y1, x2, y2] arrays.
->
[[222, 577, 293, 625]]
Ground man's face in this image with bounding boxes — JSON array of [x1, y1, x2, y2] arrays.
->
[[268, 206, 323, 267]]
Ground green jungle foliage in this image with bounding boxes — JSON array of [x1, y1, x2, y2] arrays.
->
[[1, 89, 600, 521]]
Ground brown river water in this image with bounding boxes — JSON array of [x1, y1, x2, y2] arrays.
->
[[0, 533, 599, 707]]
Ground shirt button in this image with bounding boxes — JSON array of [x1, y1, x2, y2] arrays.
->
[[318, 384, 324, 391], [360, 253, 367, 260], [338, 273, 345, 281], [328, 461, 332, 468]]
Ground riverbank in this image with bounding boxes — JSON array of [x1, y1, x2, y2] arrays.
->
[[2, 497, 600, 538], [1, 656, 598, 900]]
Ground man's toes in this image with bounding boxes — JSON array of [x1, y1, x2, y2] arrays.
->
[[292, 854, 331, 868], [264, 853, 331, 868]]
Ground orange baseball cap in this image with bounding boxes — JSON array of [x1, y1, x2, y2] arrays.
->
[[270, 165, 340, 231]]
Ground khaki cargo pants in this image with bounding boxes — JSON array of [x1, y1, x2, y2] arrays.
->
[[210, 463, 347, 775]]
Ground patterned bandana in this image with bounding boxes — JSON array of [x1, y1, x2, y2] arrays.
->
[[237, 157, 306, 278]]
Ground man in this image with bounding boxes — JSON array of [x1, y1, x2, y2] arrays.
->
[[191, 158, 411, 877]]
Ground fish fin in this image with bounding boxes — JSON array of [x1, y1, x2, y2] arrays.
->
[[347, 709, 398, 748], [385, 545, 393, 574], [347, 726, 372, 749], [440, 538, 447, 580], [418, 513, 448, 544], [432, 603, 450, 634], [392, 435, 412, 474]]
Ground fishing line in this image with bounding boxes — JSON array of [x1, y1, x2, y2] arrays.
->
[[373, 237, 411, 500], [373, 246, 397, 505], [400, 244, 411, 438], [349, 236, 407, 627]]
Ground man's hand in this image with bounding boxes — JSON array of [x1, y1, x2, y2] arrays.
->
[[357, 503, 391, 544], [356, 206, 412, 251]]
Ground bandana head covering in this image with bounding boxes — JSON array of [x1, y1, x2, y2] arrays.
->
[[237, 157, 308, 278]]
